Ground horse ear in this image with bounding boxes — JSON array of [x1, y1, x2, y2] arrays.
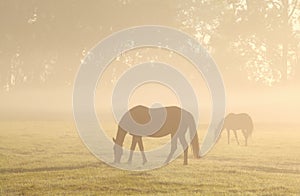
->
[[112, 137, 116, 143]]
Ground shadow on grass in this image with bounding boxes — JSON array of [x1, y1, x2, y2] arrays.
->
[[0, 162, 105, 174], [240, 165, 300, 175]]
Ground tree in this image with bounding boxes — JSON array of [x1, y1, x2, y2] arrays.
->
[[177, 0, 300, 86]]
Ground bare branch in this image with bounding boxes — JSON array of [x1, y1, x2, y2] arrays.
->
[[288, 0, 298, 19], [267, 0, 283, 9]]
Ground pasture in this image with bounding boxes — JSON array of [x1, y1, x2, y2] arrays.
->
[[0, 121, 300, 195]]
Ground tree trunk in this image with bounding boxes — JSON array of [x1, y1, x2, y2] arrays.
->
[[281, 41, 288, 82], [281, 0, 289, 82]]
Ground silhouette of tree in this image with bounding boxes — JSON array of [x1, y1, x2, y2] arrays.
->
[[177, 0, 300, 85]]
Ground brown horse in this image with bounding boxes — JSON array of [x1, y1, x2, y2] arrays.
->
[[112, 105, 200, 165], [221, 113, 253, 146]]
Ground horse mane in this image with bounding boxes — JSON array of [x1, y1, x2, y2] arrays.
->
[[113, 125, 127, 146]]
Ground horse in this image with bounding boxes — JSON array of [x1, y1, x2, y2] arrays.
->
[[112, 105, 200, 165], [220, 113, 253, 146]]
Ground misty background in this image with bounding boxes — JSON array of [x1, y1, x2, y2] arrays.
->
[[0, 0, 299, 123]]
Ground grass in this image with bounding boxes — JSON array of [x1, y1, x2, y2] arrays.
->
[[0, 121, 300, 195]]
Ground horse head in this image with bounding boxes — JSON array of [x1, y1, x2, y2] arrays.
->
[[113, 137, 123, 163]]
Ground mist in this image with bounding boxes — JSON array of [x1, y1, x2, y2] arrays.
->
[[0, 0, 299, 125]]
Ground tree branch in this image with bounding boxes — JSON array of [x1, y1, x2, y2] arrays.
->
[[288, 0, 298, 19], [267, 0, 283, 9]]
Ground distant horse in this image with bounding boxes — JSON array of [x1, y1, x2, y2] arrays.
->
[[220, 113, 253, 146], [112, 105, 200, 165]]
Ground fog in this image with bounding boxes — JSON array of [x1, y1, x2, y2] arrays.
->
[[0, 0, 299, 125]]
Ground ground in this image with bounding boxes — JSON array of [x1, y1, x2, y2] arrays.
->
[[0, 121, 299, 195]]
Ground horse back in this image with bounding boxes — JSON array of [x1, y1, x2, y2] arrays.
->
[[124, 105, 192, 137], [224, 113, 253, 131]]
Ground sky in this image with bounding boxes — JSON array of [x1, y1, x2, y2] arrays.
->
[[0, 0, 299, 124]]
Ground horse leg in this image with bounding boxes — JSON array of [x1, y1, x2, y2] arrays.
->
[[179, 136, 188, 165], [137, 137, 147, 164], [165, 135, 177, 164], [233, 130, 240, 145], [128, 136, 137, 164], [242, 129, 248, 146], [227, 129, 230, 144]]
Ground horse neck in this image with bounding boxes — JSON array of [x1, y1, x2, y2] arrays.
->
[[115, 126, 127, 146]]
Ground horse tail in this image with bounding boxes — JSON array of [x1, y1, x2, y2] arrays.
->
[[188, 114, 200, 158], [246, 115, 254, 138], [248, 119, 254, 138]]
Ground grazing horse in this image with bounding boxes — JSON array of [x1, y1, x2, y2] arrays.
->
[[112, 105, 200, 165], [221, 113, 253, 146]]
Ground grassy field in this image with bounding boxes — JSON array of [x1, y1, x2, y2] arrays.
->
[[0, 121, 300, 195]]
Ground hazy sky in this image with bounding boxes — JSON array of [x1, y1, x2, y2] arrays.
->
[[0, 0, 299, 123]]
